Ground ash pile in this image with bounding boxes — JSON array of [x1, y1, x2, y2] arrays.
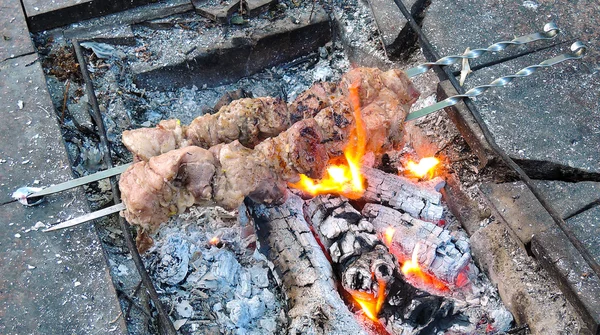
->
[[144, 206, 285, 334]]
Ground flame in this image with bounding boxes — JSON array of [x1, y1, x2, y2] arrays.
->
[[384, 227, 395, 247], [405, 157, 439, 179], [401, 244, 449, 293], [350, 279, 387, 322], [289, 84, 366, 199]]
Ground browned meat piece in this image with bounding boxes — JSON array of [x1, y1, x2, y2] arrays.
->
[[120, 146, 216, 233], [119, 67, 419, 232], [122, 119, 189, 161], [121, 68, 418, 161], [186, 97, 290, 149], [288, 81, 339, 124], [121, 83, 335, 160]]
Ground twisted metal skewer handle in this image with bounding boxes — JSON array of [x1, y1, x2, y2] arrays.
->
[[405, 22, 560, 78], [406, 41, 587, 121]]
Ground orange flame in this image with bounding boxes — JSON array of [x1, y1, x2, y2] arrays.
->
[[405, 157, 439, 179], [349, 279, 387, 322], [401, 244, 449, 293], [289, 84, 366, 199]]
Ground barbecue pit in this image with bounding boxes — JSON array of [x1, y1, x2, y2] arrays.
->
[[19, 0, 592, 334]]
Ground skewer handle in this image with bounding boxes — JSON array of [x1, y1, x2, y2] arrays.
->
[[405, 22, 560, 78], [406, 41, 587, 121]]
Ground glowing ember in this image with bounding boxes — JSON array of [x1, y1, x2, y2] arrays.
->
[[405, 157, 439, 178], [289, 84, 366, 199], [384, 227, 395, 247], [401, 244, 449, 293], [349, 279, 387, 322], [209, 236, 220, 246]]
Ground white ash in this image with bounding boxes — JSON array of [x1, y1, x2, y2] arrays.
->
[[143, 206, 285, 334]]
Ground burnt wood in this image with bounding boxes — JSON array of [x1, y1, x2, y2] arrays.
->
[[246, 195, 368, 335]]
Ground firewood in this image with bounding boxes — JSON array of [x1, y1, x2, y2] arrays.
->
[[362, 167, 446, 221], [122, 67, 419, 161], [304, 195, 397, 299], [245, 195, 368, 335], [362, 203, 476, 292]]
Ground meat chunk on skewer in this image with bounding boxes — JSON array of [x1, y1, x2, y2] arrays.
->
[[119, 67, 419, 236]]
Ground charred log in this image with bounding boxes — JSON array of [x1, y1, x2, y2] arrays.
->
[[362, 167, 446, 221], [246, 194, 368, 335], [363, 203, 477, 293], [304, 195, 397, 298]]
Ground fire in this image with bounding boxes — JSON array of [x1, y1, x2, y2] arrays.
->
[[401, 244, 449, 293], [405, 157, 439, 179], [289, 84, 366, 199], [209, 236, 220, 246], [384, 227, 395, 247], [349, 279, 387, 322]]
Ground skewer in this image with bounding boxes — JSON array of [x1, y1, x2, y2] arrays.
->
[[12, 25, 566, 207], [38, 42, 586, 232], [404, 22, 560, 78], [406, 41, 587, 121]]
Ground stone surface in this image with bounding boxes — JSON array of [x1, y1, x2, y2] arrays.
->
[[367, 0, 417, 59], [532, 227, 600, 334], [22, 0, 157, 32], [470, 221, 583, 334], [422, 0, 600, 174], [533, 180, 600, 219], [461, 45, 600, 175], [0, 54, 125, 334], [132, 6, 332, 90], [480, 182, 553, 245], [437, 80, 498, 168], [566, 206, 600, 265], [0, 0, 34, 61]]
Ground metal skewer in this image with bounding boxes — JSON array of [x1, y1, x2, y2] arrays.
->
[[13, 163, 132, 205], [406, 41, 587, 121], [13, 24, 560, 206], [38, 41, 587, 232], [405, 22, 560, 78]]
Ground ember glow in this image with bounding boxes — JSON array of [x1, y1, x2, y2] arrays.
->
[[350, 278, 387, 322], [401, 244, 449, 293], [289, 84, 366, 199], [405, 157, 439, 178], [209, 236, 220, 246]]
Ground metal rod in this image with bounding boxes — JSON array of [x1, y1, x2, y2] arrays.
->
[[406, 41, 587, 121], [393, 0, 600, 277], [72, 40, 177, 335], [405, 22, 560, 78]]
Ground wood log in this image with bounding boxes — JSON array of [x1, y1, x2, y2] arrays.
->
[[304, 195, 397, 298], [362, 167, 446, 222], [245, 194, 368, 335], [362, 203, 477, 293]]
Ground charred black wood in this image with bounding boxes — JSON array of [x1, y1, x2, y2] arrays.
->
[[304, 195, 397, 297], [363, 203, 476, 293], [246, 195, 367, 335]]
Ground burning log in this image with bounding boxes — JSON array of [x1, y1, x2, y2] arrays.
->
[[122, 67, 419, 161], [120, 68, 420, 233], [362, 203, 476, 294], [246, 194, 368, 335], [304, 194, 396, 315], [362, 167, 446, 222]]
